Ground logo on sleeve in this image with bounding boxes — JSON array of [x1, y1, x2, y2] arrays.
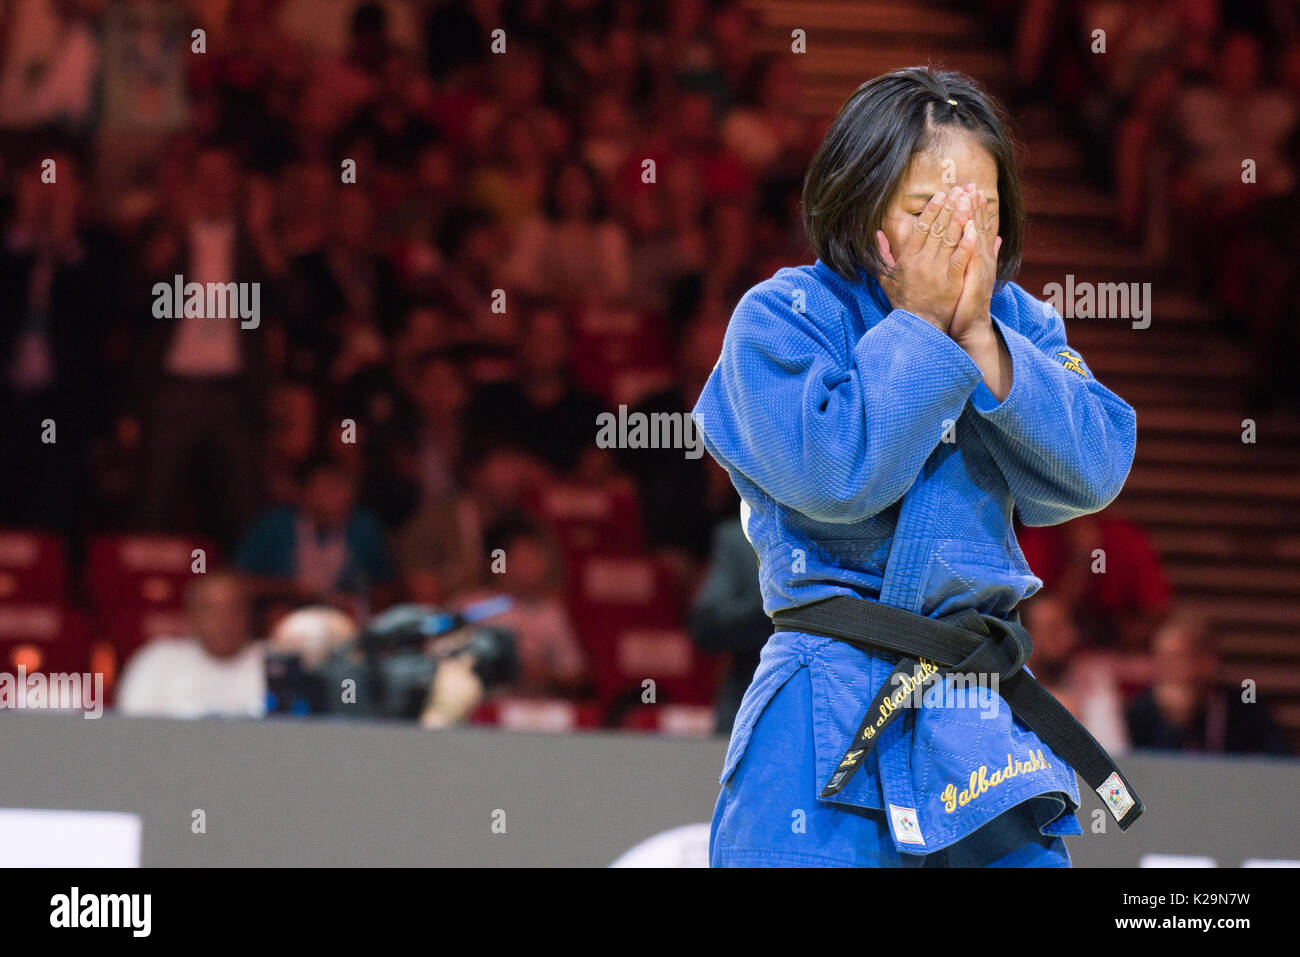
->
[[1056, 351, 1087, 377]]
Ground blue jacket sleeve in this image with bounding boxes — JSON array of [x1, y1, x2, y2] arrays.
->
[[693, 278, 985, 524], [967, 284, 1137, 526]]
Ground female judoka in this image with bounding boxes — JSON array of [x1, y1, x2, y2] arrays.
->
[[694, 67, 1139, 867]]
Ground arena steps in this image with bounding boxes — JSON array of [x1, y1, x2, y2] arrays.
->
[[746, 0, 1009, 116]]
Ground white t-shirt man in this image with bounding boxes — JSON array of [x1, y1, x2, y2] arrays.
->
[[115, 637, 266, 719]]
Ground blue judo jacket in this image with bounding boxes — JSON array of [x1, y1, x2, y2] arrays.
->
[[692, 259, 1137, 855]]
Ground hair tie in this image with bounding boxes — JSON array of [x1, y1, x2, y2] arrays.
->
[[946, 98, 958, 106]]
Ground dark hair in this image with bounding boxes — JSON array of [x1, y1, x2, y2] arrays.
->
[[802, 67, 1023, 286], [482, 511, 547, 559], [544, 158, 607, 221], [351, 2, 387, 37], [295, 452, 350, 486], [481, 511, 563, 589], [436, 206, 495, 258]]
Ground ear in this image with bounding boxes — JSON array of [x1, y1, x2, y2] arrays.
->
[[875, 230, 896, 269]]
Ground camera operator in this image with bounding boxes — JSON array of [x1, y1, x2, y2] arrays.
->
[[265, 599, 517, 726]]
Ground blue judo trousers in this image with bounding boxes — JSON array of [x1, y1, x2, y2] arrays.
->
[[692, 261, 1137, 867]]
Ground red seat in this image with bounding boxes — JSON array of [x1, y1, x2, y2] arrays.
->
[[470, 696, 604, 732], [0, 603, 88, 677], [86, 534, 218, 662], [534, 482, 645, 560], [0, 530, 67, 603], [570, 305, 671, 404], [618, 702, 716, 736], [566, 554, 719, 709], [611, 626, 720, 705]]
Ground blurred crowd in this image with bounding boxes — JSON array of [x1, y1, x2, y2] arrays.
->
[[0, 0, 815, 710], [1001, 0, 1300, 411], [0, 0, 1290, 754]]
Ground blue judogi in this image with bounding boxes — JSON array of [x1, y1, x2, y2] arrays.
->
[[692, 260, 1136, 866]]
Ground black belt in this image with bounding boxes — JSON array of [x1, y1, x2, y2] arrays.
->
[[772, 595, 1144, 830]]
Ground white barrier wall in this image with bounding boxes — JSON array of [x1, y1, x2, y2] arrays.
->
[[0, 713, 1296, 867]]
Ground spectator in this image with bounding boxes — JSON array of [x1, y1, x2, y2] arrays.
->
[[1168, 32, 1296, 316], [116, 571, 265, 719], [462, 305, 606, 476], [236, 453, 396, 604], [301, 1, 397, 133], [396, 443, 548, 606], [469, 112, 549, 228], [263, 380, 321, 505], [688, 518, 771, 733], [617, 315, 735, 567], [0, 0, 102, 133], [453, 514, 588, 698], [720, 53, 814, 178], [128, 144, 273, 549], [1126, 612, 1291, 755], [1021, 594, 1129, 755], [0, 147, 119, 536], [386, 350, 477, 601], [282, 185, 404, 391], [380, 347, 469, 520], [501, 158, 632, 304], [1016, 513, 1171, 649], [421, 205, 509, 338]]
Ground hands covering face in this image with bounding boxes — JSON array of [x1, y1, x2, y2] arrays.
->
[[875, 183, 1001, 346]]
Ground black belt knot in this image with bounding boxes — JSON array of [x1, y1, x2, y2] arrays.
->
[[945, 607, 1032, 683]]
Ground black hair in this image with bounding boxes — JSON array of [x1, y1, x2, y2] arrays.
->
[[436, 206, 496, 259], [802, 66, 1023, 286], [294, 452, 350, 486], [543, 157, 607, 221], [351, 2, 387, 37], [482, 511, 547, 560]]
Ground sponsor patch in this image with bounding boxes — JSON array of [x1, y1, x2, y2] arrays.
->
[[889, 804, 925, 846], [1098, 771, 1135, 820]]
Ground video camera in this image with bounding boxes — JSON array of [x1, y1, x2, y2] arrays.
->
[[264, 597, 519, 720]]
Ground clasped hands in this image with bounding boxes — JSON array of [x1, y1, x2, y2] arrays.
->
[[876, 184, 1011, 399], [876, 184, 1001, 350]]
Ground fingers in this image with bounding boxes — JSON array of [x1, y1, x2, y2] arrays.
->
[[975, 188, 998, 266], [965, 192, 999, 282], [947, 190, 973, 247], [947, 218, 977, 278], [905, 191, 947, 257], [925, 186, 963, 253]]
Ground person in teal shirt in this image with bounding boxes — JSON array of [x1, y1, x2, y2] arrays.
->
[[237, 455, 396, 600]]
